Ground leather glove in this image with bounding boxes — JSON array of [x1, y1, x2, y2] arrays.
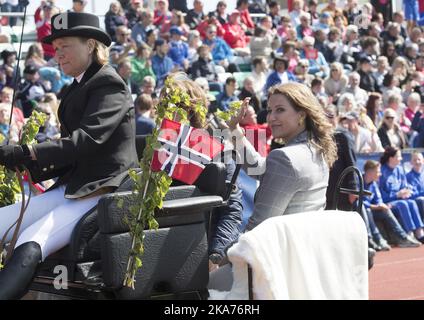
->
[[0, 145, 32, 171]]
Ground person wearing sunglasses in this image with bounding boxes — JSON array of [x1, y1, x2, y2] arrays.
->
[[378, 108, 407, 149]]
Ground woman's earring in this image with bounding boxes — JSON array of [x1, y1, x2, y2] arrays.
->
[[298, 117, 305, 127]]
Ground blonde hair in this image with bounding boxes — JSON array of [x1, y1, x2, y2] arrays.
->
[[160, 72, 208, 128], [268, 82, 338, 168], [90, 39, 110, 65]]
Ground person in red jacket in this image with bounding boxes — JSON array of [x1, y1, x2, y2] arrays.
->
[[236, 0, 254, 33], [34, 1, 58, 60], [223, 10, 250, 56], [197, 11, 225, 40], [153, 0, 172, 27]]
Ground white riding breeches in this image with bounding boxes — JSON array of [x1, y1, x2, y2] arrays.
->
[[0, 185, 101, 260]]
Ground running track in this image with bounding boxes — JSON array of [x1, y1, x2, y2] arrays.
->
[[369, 246, 424, 300]]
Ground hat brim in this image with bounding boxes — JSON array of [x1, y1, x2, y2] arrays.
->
[[42, 26, 112, 47]]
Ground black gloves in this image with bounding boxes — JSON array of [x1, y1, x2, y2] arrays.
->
[[0, 145, 32, 171]]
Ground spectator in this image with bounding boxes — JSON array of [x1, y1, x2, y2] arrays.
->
[[381, 22, 405, 55], [313, 12, 331, 35], [296, 12, 313, 40], [34, 1, 58, 60], [151, 39, 175, 88], [110, 25, 137, 66], [160, 9, 189, 41], [249, 26, 273, 60], [382, 41, 398, 66], [203, 25, 237, 72], [238, 76, 261, 113], [0, 103, 10, 141], [189, 45, 218, 83], [289, 0, 306, 27], [366, 92, 384, 126], [167, 26, 189, 71], [70, 0, 87, 13], [263, 56, 296, 95], [392, 56, 411, 87], [294, 59, 313, 86], [337, 92, 357, 115], [126, 0, 143, 29], [16, 65, 46, 118], [153, 0, 172, 27], [343, 72, 369, 108], [214, 1, 228, 26], [407, 151, 424, 218], [187, 30, 202, 64], [117, 59, 140, 96], [144, 27, 158, 51], [379, 146, 424, 243], [364, 160, 420, 248], [357, 37, 380, 66], [381, 74, 402, 106], [135, 93, 156, 135], [0, 49, 19, 88], [216, 77, 238, 111], [105, 1, 128, 42], [186, 0, 205, 30], [223, 10, 250, 56], [411, 103, 424, 147], [268, 1, 281, 28], [24, 43, 47, 69], [131, 9, 154, 47], [405, 92, 420, 123], [281, 41, 299, 74], [324, 27, 344, 64], [140, 75, 157, 101], [251, 56, 269, 101], [259, 16, 280, 49], [341, 111, 384, 153], [377, 108, 408, 149], [131, 43, 156, 87], [236, 0, 254, 32], [373, 56, 390, 91], [197, 11, 225, 40], [358, 56, 379, 93], [239, 105, 271, 157], [324, 62, 348, 102], [311, 78, 328, 101], [341, 25, 361, 70], [277, 16, 293, 42], [300, 36, 329, 79]]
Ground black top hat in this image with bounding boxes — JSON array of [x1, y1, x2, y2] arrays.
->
[[42, 12, 111, 47]]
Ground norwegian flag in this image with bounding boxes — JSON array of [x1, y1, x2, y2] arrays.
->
[[151, 119, 224, 185]]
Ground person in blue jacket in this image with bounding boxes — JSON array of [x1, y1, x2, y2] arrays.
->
[[151, 39, 175, 88], [364, 160, 421, 248], [167, 26, 189, 71], [263, 55, 297, 96], [406, 150, 424, 218], [379, 146, 424, 243]]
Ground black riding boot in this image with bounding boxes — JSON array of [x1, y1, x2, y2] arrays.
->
[[0, 241, 42, 300]]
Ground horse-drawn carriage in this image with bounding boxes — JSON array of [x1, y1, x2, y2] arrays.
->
[[28, 136, 239, 300]]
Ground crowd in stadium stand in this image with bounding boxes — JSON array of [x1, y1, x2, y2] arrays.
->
[[2, 0, 424, 260]]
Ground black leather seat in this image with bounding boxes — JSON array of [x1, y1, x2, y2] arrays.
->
[[30, 135, 236, 299]]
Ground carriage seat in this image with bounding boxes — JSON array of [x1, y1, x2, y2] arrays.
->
[[32, 135, 233, 299]]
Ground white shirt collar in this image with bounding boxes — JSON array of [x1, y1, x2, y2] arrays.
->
[[75, 72, 85, 83]]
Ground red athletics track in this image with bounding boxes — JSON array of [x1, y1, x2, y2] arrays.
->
[[369, 246, 424, 300]]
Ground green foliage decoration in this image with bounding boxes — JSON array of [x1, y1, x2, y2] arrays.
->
[[0, 110, 47, 208]]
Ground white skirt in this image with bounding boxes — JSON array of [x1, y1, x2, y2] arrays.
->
[[0, 185, 101, 260]]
